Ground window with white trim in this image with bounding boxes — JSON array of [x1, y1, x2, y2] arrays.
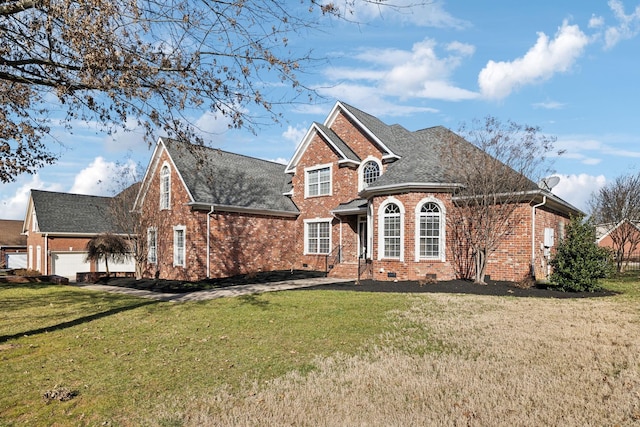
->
[[147, 227, 157, 264], [383, 203, 401, 258], [305, 165, 331, 197], [362, 160, 380, 186], [160, 165, 171, 210], [305, 220, 331, 254], [418, 202, 441, 259], [173, 226, 186, 267]]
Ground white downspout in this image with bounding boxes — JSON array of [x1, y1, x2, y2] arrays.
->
[[44, 233, 48, 275], [531, 196, 547, 274], [207, 206, 214, 278]]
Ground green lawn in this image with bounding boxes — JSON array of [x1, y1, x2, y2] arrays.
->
[[0, 283, 409, 426]]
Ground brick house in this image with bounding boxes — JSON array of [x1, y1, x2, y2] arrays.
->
[[134, 100, 581, 282], [22, 190, 135, 280], [597, 219, 640, 269]]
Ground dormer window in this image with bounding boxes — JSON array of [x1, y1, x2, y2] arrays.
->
[[359, 157, 382, 190], [160, 164, 171, 210], [363, 161, 380, 185]]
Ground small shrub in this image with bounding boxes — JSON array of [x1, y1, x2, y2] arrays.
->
[[12, 269, 41, 277], [550, 216, 613, 292]]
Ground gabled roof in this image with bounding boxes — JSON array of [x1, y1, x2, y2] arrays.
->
[[0, 220, 27, 247], [138, 138, 299, 215], [596, 219, 640, 242], [327, 102, 401, 161], [360, 126, 464, 195], [26, 190, 125, 235]]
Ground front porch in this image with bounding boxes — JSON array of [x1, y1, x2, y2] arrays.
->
[[327, 199, 373, 281]]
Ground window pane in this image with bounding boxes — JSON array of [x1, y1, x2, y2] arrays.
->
[[174, 229, 185, 266], [419, 203, 441, 258], [307, 167, 330, 196], [363, 161, 380, 185], [383, 203, 401, 258], [307, 221, 330, 254]]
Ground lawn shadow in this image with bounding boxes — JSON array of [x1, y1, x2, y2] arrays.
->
[[0, 300, 158, 343], [237, 293, 271, 309]]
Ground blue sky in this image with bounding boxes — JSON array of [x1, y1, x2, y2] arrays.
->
[[2, 0, 640, 220]]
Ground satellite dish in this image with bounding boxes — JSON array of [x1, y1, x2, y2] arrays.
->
[[538, 176, 560, 191]]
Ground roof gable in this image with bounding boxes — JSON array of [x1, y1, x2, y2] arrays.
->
[[144, 138, 298, 214], [28, 190, 123, 234]]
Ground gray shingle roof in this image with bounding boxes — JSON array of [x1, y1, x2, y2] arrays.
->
[[31, 190, 123, 234], [163, 139, 299, 214], [0, 220, 27, 246], [338, 104, 540, 194], [331, 198, 368, 214], [315, 123, 360, 163]]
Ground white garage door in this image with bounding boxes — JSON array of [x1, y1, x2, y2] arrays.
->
[[96, 255, 135, 273], [6, 253, 27, 269], [51, 252, 91, 281]]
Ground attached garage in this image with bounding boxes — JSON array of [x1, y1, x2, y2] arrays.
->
[[51, 252, 91, 281], [5, 252, 27, 269], [96, 255, 136, 273]]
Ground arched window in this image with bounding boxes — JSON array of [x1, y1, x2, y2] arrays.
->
[[362, 160, 380, 186], [383, 203, 401, 258], [415, 199, 446, 261], [160, 165, 170, 210], [418, 202, 441, 258]]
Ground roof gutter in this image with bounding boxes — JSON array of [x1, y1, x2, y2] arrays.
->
[[189, 203, 299, 218], [360, 182, 464, 198]]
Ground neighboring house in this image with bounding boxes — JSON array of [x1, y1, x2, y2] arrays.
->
[[0, 219, 27, 269], [597, 219, 640, 261], [134, 100, 581, 282], [22, 190, 136, 280]]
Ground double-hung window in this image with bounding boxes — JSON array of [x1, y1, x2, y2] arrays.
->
[[173, 226, 186, 267], [147, 228, 157, 264], [305, 220, 331, 254], [305, 165, 331, 197]]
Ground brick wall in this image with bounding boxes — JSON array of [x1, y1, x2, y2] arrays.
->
[[369, 192, 457, 281], [140, 149, 297, 281]]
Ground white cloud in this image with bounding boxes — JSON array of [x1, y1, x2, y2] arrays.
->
[[318, 83, 439, 117], [604, 0, 640, 49], [282, 125, 308, 146], [343, 0, 470, 29], [532, 100, 566, 109], [324, 38, 478, 102], [69, 157, 138, 196], [0, 175, 64, 220], [589, 14, 605, 28], [552, 173, 607, 213], [478, 20, 590, 99]]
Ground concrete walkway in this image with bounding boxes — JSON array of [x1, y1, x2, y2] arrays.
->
[[77, 276, 349, 302]]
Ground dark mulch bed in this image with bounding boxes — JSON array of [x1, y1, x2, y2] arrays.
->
[[96, 269, 616, 299], [96, 269, 327, 293], [299, 279, 618, 299]]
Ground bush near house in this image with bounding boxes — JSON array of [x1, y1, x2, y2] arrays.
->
[[550, 216, 614, 292]]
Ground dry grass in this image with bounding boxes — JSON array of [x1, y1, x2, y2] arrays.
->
[[168, 294, 640, 426]]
